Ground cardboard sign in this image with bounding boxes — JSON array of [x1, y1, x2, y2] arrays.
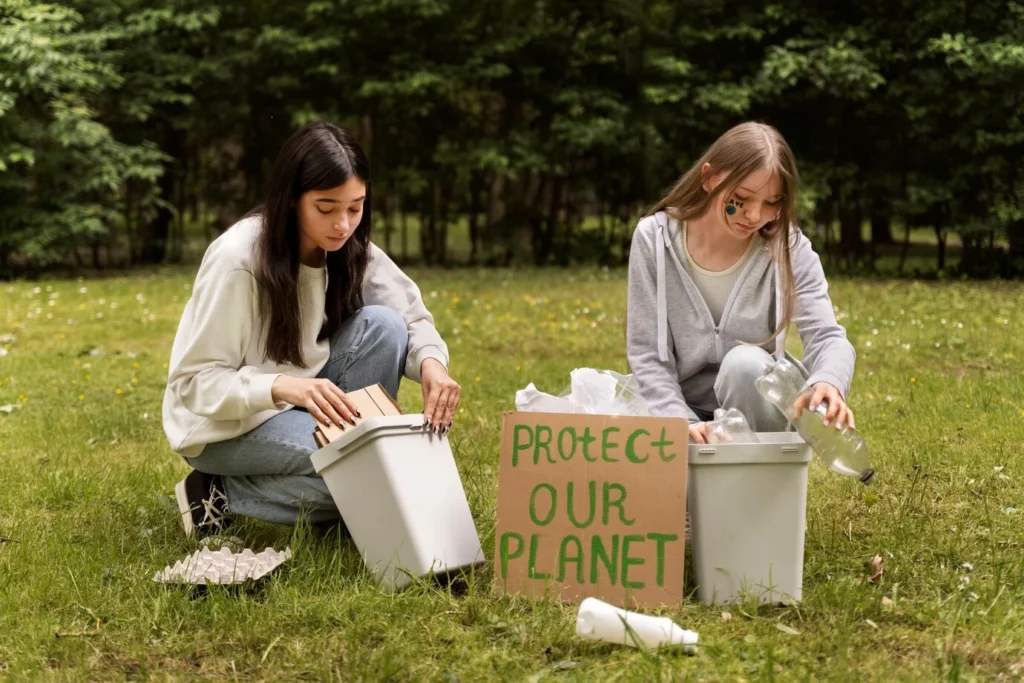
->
[[494, 412, 690, 607]]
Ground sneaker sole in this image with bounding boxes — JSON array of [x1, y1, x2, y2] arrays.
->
[[174, 479, 196, 538]]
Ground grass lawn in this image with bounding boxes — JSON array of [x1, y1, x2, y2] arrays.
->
[[2, 267, 1023, 681]]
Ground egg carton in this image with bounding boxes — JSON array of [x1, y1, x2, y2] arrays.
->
[[153, 547, 292, 585]]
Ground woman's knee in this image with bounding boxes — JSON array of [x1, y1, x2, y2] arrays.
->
[[716, 345, 773, 396], [354, 305, 408, 355]]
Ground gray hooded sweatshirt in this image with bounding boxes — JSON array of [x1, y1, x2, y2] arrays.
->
[[626, 212, 856, 422]]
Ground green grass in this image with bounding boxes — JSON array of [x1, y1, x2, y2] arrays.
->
[[2, 268, 1024, 680]]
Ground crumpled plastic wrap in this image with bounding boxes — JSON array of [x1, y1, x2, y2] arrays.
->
[[515, 368, 650, 417], [153, 547, 292, 586], [706, 407, 759, 444]]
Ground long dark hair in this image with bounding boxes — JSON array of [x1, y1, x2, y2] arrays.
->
[[253, 122, 372, 367]]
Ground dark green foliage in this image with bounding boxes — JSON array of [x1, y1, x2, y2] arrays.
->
[[1, 0, 1021, 274]]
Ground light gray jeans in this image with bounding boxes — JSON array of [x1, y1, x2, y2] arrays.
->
[[189, 305, 409, 526], [694, 344, 792, 431]]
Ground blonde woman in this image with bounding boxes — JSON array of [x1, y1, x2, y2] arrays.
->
[[627, 121, 856, 444]]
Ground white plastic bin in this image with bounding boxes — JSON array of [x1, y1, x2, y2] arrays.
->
[[310, 415, 485, 590], [688, 432, 811, 605]]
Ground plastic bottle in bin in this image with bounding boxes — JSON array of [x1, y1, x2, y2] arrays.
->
[[754, 357, 875, 483]]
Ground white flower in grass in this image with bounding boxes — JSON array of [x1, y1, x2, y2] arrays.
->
[[994, 466, 1005, 472], [79, 287, 87, 294], [961, 562, 973, 572]]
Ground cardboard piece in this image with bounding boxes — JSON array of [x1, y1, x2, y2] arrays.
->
[[312, 383, 403, 445], [494, 411, 689, 607]]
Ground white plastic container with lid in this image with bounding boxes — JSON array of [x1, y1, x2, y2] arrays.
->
[[687, 432, 812, 605], [310, 415, 485, 591]]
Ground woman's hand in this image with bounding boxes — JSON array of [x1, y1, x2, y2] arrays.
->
[[793, 382, 856, 430], [421, 358, 460, 434], [689, 421, 709, 444], [271, 376, 360, 427]]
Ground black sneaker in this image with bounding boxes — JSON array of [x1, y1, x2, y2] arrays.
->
[[174, 470, 232, 538]]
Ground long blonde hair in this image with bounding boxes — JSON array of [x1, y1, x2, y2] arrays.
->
[[648, 121, 799, 345]]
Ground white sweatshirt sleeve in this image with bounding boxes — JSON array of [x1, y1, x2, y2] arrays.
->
[[363, 244, 449, 383], [166, 267, 285, 420]]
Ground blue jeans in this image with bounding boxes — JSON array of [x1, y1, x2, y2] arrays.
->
[[188, 305, 409, 526]]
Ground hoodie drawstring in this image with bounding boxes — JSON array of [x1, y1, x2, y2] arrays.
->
[[656, 218, 669, 362]]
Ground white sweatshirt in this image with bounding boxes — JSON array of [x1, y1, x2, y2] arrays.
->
[[162, 216, 449, 457]]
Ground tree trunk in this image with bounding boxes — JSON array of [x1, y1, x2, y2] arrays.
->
[[421, 179, 441, 265], [536, 176, 563, 266], [814, 195, 836, 265], [400, 201, 409, 262], [1009, 219, 1024, 272], [138, 126, 182, 265], [898, 222, 912, 276], [359, 113, 373, 159], [935, 221, 947, 272], [838, 197, 863, 265], [123, 178, 135, 266], [870, 207, 894, 247], [437, 178, 452, 266], [189, 140, 201, 225], [484, 173, 506, 263], [599, 206, 611, 264], [380, 193, 392, 255], [170, 150, 187, 264], [467, 172, 484, 265], [529, 177, 548, 265], [561, 190, 579, 267]]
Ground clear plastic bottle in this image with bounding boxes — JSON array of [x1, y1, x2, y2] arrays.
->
[[754, 357, 875, 483], [706, 407, 759, 444]]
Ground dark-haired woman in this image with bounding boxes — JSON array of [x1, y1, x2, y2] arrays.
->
[[162, 122, 459, 537]]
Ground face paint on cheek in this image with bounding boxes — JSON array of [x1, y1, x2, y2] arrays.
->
[[725, 198, 741, 216]]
